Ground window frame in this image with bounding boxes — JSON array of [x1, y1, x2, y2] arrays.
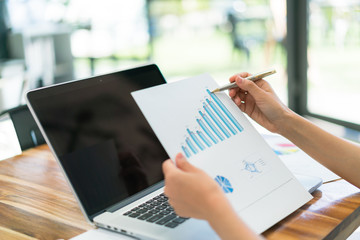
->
[[286, 0, 360, 131]]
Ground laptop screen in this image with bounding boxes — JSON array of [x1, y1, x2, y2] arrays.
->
[[27, 64, 169, 219]]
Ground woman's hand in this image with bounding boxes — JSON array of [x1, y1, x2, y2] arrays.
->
[[228, 72, 293, 134], [162, 153, 262, 240], [162, 153, 230, 220]]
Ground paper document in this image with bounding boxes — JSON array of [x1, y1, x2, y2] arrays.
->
[[0, 114, 21, 161], [262, 134, 340, 182], [131, 74, 312, 233]]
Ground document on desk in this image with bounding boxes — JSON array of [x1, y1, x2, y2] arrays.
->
[[0, 114, 22, 161], [262, 133, 340, 182], [131, 74, 312, 233]]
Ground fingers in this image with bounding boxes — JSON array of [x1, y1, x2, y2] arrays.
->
[[162, 153, 196, 176], [228, 87, 240, 98], [229, 86, 247, 108], [235, 76, 264, 100], [229, 72, 251, 83], [162, 159, 179, 199], [162, 159, 177, 177], [175, 153, 196, 172]]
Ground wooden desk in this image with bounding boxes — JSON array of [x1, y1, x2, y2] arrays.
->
[[1, 145, 360, 240]]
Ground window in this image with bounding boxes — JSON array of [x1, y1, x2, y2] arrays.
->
[[287, 0, 360, 131]]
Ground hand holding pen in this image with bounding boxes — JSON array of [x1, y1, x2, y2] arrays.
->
[[225, 70, 292, 133], [211, 69, 276, 93]]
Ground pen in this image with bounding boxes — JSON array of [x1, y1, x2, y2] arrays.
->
[[211, 69, 276, 93]]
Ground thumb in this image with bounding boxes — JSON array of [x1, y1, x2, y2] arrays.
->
[[162, 159, 178, 177], [236, 76, 265, 100], [175, 153, 196, 172]]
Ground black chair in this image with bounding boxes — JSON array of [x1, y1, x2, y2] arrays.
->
[[227, 11, 268, 62], [0, 105, 45, 151]]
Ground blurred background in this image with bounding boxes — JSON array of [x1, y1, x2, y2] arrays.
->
[[0, 0, 360, 139], [1, 2, 360, 238]]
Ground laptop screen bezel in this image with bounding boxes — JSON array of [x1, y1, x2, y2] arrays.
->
[[26, 64, 169, 222]]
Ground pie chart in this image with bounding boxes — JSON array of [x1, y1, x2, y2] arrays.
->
[[215, 175, 233, 193]]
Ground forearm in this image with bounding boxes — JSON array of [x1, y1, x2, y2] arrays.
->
[[278, 112, 360, 188], [206, 198, 262, 240], [209, 214, 262, 240]]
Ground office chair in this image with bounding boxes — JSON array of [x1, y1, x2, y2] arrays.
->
[[0, 105, 45, 151]]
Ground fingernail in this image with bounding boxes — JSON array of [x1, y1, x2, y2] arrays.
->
[[177, 153, 185, 159]]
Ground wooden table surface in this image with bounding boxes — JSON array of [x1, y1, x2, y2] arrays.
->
[[1, 145, 360, 240]]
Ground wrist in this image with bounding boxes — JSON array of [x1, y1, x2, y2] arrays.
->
[[276, 110, 305, 138], [206, 198, 261, 240], [207, 203, 239, 236], [204, 191, 233, 223], [273, 108, 297, 136]]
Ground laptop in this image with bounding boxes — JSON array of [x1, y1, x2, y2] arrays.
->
[[26, 64, 218, 239], [26, 64, 321, 240]]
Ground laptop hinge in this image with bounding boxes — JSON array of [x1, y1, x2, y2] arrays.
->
[[105, 181, 164, 213]]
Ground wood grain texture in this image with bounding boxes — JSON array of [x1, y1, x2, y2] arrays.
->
[[263, 177, 360, 239], [0, 145, 359, 239], [0, 145, 92, 240]]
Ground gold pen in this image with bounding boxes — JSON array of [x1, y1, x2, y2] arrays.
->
[[211, 69, 276, 93]]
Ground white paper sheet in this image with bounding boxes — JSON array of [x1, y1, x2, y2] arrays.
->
[[131, 74, 312, 233], [0, 114, 21, 160], [262, 133, 340, 182]]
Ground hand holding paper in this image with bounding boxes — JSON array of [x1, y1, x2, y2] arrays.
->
[[131, 74, 312, 233]]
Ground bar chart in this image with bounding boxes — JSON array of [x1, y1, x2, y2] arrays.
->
[[181, 89, 244, 158]]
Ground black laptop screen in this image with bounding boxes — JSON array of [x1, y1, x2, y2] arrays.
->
[[27, 65, 169, 219]]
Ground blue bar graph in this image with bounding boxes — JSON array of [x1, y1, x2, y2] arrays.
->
[[182, 145, 191, 158], [207, 89, 244, 132], [204, 101, 231, 138], [181, 88, 245, 158], [206, 99, 237, 135], [199, 111, 224, 141], [197, 130, 212, 147], [186, 137, 198, 154], [187, 128, 205, 151], [197, 118, 218, 144]]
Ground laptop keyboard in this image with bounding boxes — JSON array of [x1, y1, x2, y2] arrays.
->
[[123, 193, 189, 228]]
